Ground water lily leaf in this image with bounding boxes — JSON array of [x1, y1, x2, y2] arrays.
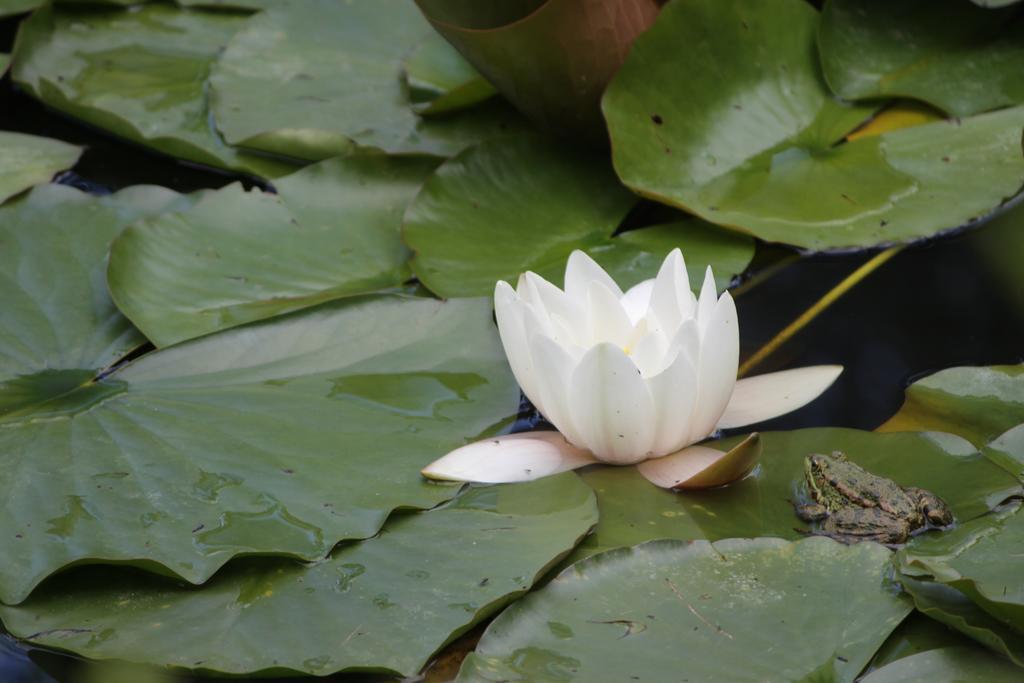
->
[[567, 428, 1020, 564], [210, 0, 527, 160], [403, 35, 497, 116], [0, 244, 518, 607], [108, 154, 438, 347], [0, 0, 38, 17], [861, 647, 1024, 682], [602, 0, 1024, 250], [846, 102, 946, 142], [897, 504, 1024, 633], [819, 0, 1024, 118], [0, 132, 81, 204], [0, 475, 597, 677], [415, 0, 659, 141], [897, 574, 1024, 667], [0, 184, 195, 386], [404, 136, 635, 297], [984, 424, 1024, 481], [458, 538, 911, 683], [974, 0, 1023, 6], [11, 4, 296, 179], [866, 612, 973, 672], [879, 365, 1024, 448], [0, 53, 8, 74]]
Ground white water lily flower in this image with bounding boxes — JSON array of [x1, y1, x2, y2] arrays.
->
[[423, 249, 842, 489]]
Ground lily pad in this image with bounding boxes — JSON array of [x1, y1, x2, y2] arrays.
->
[[860, 647, 1024, 682], [0, 0, 38, 17], [984, 424, 1024, 481], [459, 538, 911, 682], [108, 154, 438, 347], [0, 53, 8, 74], [866, 613, 972, 672], [0, 203, 518, 606], [0, 132, 81, 204], [602, 0, 1024, 250], [210, 0, 527, 160], [415, 0, 659, 140], [897, 504, 1024, 632], [878, 365, 1024, 447], [404, 136, 637, 297], [11, 4, 296, 178], [0, 184, 193, 384], [403, 36, 497, 116], [0, 475, 597, 677], [566, 428, 1020, 564], [897, 574, 1024, 667], [819, 0, 1024, 117]]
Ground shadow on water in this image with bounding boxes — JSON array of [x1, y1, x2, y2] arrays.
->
[[2, 11, 1024, 683]]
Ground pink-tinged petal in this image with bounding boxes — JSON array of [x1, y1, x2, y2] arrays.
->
[[689, 291, 739, 439], [565, 250, 623, 300], [645, 345, 698, 455], [620, 278, 654, 325], [529, 334, 586, 447], [422, 432, 597, 484], [636, 433, 761, 490], [587, 280, 634, 348], [568, 343, 656, 465], [716, 365, 843, 429], [648, 248, 694, 334]]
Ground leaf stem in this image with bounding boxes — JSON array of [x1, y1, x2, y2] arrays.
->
[[737, 245, 904, 378]]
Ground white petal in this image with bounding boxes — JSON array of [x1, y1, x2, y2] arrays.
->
[[716, 365, 843, 429], [620, 278, 654, 325], [587, 280, 634, 348], [648, 248, 694, 334], [689, 291, 739, 440], [696, 265, 718, 335], [494, 281, 539, 402], [568, 343, 656, 465], [628, 328, 669, 378], [645, 345, 699, 455], [564, 250, 623, 301], [636, 433, 761, 490], [421, 432, 597, 483], [521, 271, 586, 336], [529, 334, 586, 447]]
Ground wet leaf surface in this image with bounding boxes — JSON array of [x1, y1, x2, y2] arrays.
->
[[603, 0, 1024, 250], [210, 0, 528, 160], [566, 428, 1020, 565], [108, 154, 438, 346], [11, 4, 296, 178], [459, 537, 910, 682], [819, 0, 1024, 117], [0, 131, 80, 204], [0, 475, 597, 677], [403, 35, 497, 116], [0, 233, 518, 605], [860, 647, 1024, 682], [879, 365, 1024, 448]]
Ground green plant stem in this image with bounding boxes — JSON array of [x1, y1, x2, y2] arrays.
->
[[737, 245, 904, 378]]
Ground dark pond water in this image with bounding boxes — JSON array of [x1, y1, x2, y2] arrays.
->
[[3, 13, 1024, 683]]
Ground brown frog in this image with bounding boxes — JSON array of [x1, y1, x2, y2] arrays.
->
[[794, 451, 953, 545]]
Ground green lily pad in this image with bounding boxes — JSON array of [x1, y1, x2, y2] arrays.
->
[[897, 574, 1024, 667], [0, 132, 81, 204], [404, 136, 637, 297], [0, 0, 39, 17], [897, 505, 1024, 632], [866, 613, 972, 672], [403, 35, 497, 116], [210, 0, 527, 160], [0, 475, 597, 677], [602, 0, 1024, 250], [819, 0, 1024, 117], [860, 647, 1024, 682], [415, 0, 659, 141], [11, 4, 296, 179], [984, 424, 1024, 481], [566, 428, 1020, 564], [0, 53, 8, 74], [973, 0, 1023, 8], [879, 365, 1024, 448], [108, 154, 438, 347], [459, 537, 911, 683], [0, 184, 194, 384]]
